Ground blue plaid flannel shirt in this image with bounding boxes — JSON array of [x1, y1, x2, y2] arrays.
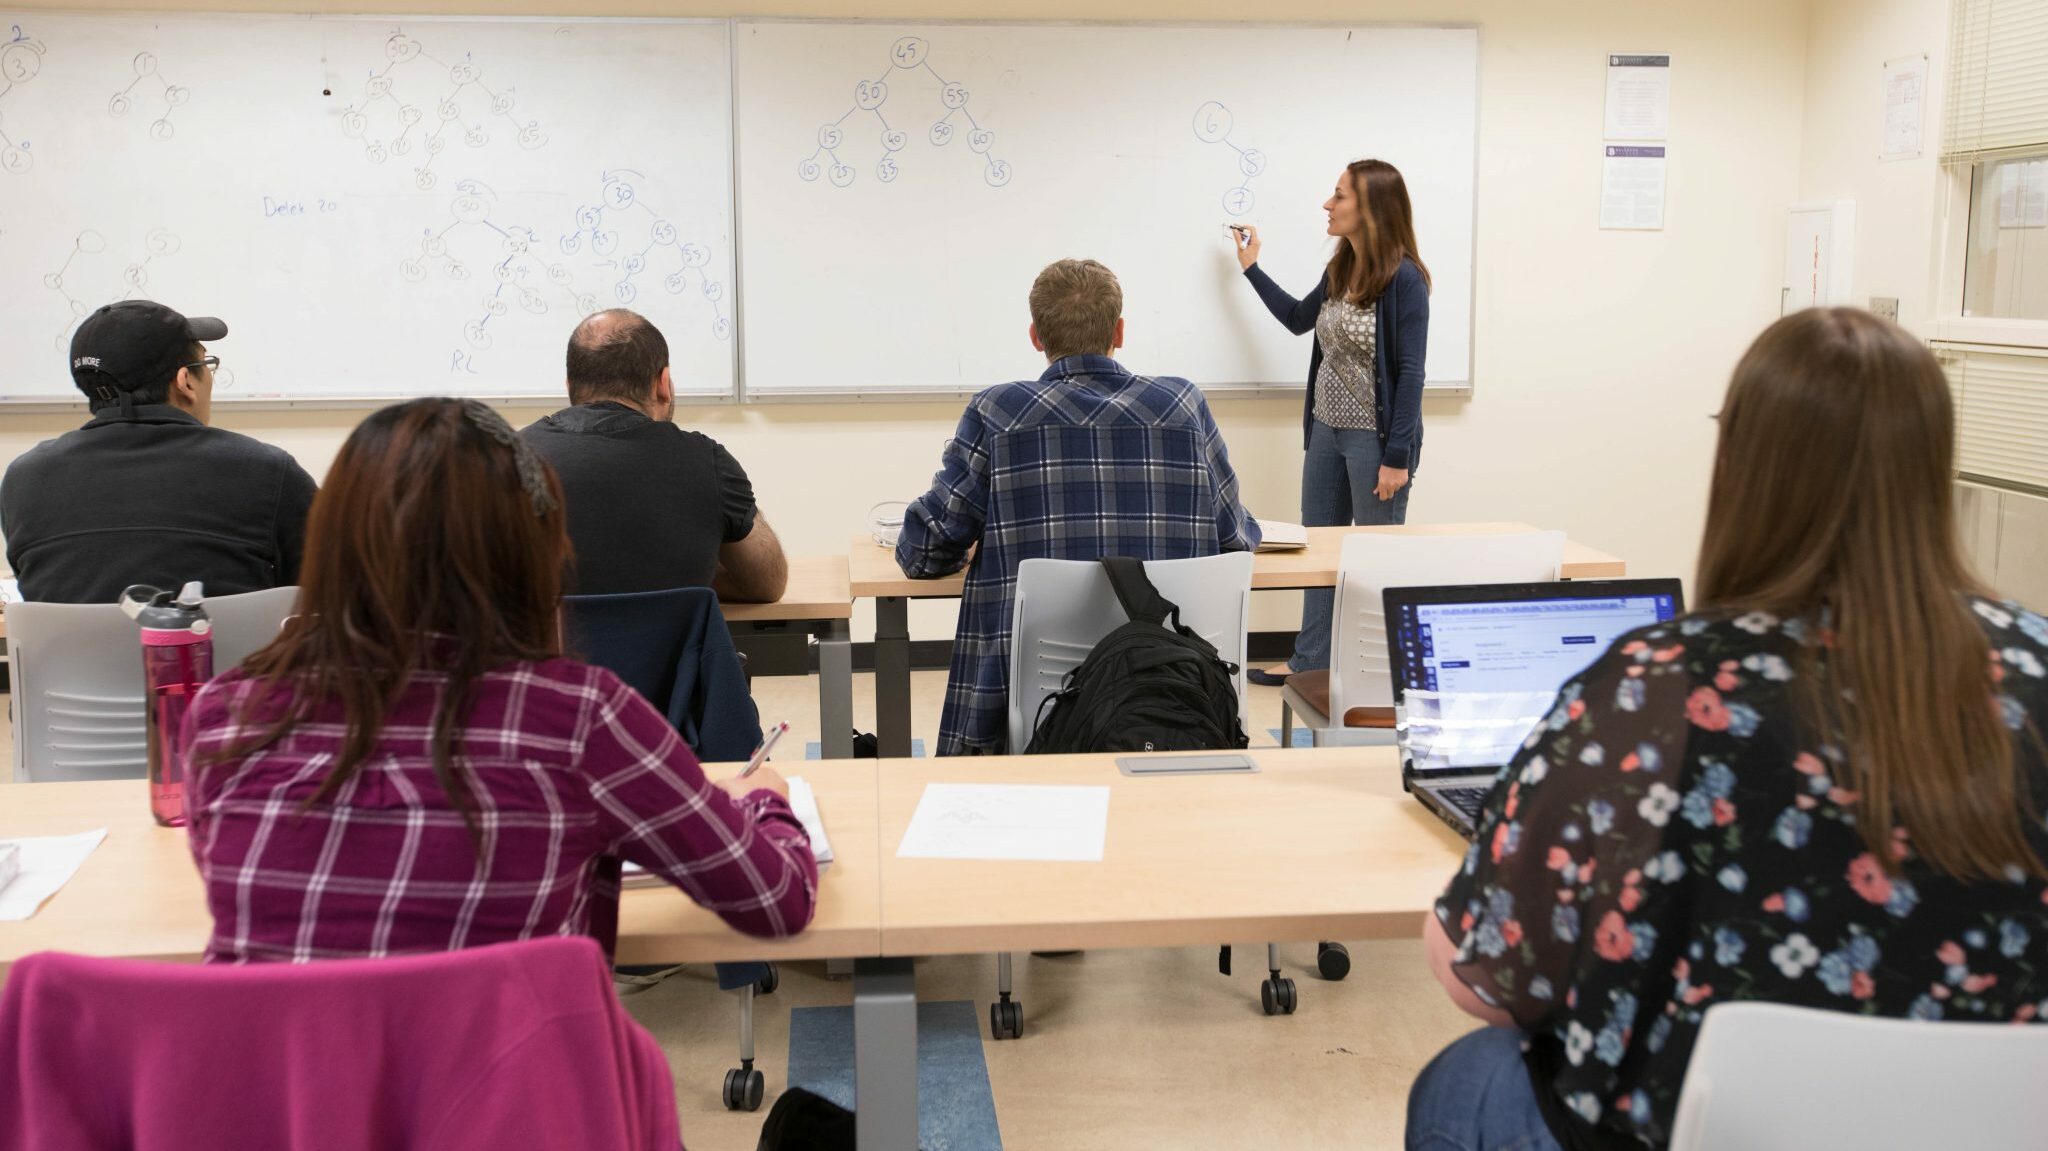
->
[[896, 355, 1262, 755]]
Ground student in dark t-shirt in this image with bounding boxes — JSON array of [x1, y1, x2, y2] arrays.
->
[[520, 310, 786, 600]]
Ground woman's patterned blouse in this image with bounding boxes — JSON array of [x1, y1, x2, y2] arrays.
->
[[1436, 597, 2048, 1149]]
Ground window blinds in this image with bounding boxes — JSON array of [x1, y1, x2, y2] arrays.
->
[[1936, 344, 2048, 494], [1945, 0, 2048, 162]]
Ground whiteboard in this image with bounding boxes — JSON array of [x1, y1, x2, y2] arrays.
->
[[0, 13, 735, 404], [734, 21, 1476, 398]]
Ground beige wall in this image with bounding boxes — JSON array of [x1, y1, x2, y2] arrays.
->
[[0, 0, 1814, 640], [1801, 0, 2048, 608], [1798, 0, 1946, 330]]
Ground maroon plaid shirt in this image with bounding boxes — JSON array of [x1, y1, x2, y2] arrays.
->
[[182, 658, 816, 964]]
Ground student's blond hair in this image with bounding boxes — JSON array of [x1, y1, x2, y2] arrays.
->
[[1029, 259, 1122, 360]]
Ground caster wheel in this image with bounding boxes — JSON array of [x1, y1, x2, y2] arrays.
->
[[1261, 976, 1298, 1016], [756, 966, 779, 995], [1317, 941, 1351, 981], [722, 1067, 765, 1111], [990, 999, 1024, 1040]]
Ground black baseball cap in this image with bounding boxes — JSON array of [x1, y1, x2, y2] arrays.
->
[[69, 300, 227, 401]]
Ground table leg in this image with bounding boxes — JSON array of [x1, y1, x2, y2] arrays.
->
[[818, 620, 854, 759], [854, 956, 919, 1150], [874, 596, 913, 758]]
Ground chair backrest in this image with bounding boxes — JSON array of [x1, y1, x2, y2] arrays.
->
[[1007, 552, 1255, 754], [204, 586, 300, 670], [7, 602, 148, 783], [0, 935, 680, 1151], [560, 587, 761, 762], [1670, 1001, 2048, 1150], [1327, 530, 1566, 717], [8, 588, 302, 783]]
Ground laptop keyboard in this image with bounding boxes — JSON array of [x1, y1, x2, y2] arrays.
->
[[1437, 786, 1490, 822]]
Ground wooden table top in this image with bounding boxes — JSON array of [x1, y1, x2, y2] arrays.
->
[[0, 763, 884, 971], [848, 522, 1628, 598], [871, 746, 1465, 957], [717, 553, 853, 624], [0, 749, 1464, 971]]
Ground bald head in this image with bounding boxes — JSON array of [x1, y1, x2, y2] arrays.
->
[[565, 308, 670, 407]]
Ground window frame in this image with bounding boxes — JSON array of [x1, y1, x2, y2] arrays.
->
[[1929, 158, 2048, 347]]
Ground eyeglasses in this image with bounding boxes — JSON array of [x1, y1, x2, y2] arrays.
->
[[181, 355, 220, 375]]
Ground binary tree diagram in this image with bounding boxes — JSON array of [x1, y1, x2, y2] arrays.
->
[[398, 180, 586, 352], [558, 170, 731, 340], [1193, 102, 1266, 217], [800, 36, 1012, 189], [42, 228, 186, 348], [399, 175, 727, 354], [0, 24, 47, 174], [107, 52, 190, 142], [339, 31, 547, 191]]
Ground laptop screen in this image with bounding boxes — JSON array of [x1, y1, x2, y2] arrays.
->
[[1384, 580, 1685, 775], [1391, 591, 1680, 696]]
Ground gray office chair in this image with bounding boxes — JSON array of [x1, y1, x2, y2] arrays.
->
[[8, 602, 149, 783], [1672, 1002, 2048, 1149], [7, 587, 299, 783], [1278, 531, 1566, 747], [203, 586, 299, 669], [998, 553, 1261, 1035]]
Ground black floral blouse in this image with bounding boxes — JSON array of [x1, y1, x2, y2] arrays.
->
[[1436, 597, 2048, 1150]]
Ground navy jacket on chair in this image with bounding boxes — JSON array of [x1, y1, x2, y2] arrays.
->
[[561, 587, 766, 987], [561, 587, 762, 763]]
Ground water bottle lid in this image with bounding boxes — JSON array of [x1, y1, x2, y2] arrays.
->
[[120, 581, 211, 632]]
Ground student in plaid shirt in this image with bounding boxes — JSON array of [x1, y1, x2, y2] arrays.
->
[[897, 258, 1263, 756], [183, 398, 816, 964]]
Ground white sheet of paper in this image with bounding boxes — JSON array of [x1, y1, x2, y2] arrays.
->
[[1604, 54, 1670, 140], [1600, 145, 1667, 231], [896, 783, 1111, 862], [786, 775, 834, 866], [1882, 54, 1927, 161], [0, 829, 109, 921]]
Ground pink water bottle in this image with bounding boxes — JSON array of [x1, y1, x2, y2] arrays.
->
[[120, 582, 213, 828]]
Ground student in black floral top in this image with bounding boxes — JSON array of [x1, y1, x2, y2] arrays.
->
[[1407, 308, 2048, 1151]]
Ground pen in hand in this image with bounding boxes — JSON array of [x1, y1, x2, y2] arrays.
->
[[739, 721, 790, 779]]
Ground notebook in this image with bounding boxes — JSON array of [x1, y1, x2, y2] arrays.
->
[[1254, 519, 1309, 552], [622, 775, 833, 888]]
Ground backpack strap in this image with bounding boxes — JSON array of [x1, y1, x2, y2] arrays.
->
[[1100, 556, 1183, 629]]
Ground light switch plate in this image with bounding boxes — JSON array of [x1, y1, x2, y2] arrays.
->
[[1870, 296, 1900, 322]]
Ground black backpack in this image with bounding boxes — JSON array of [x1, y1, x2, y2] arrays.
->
[[1024, 556, 1249, 754]]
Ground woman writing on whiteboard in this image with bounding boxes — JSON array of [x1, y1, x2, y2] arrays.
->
[[1235, 158, 1431, 685]]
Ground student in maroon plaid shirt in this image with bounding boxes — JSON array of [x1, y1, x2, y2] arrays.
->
[[182, 398, 816, 964]]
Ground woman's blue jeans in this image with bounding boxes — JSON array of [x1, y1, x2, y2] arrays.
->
[[1288, 420, 1412, 671], [1406, 1027, 1563, 1151]]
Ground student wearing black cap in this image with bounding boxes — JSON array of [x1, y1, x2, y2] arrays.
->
[[0, 301, 317, 604]]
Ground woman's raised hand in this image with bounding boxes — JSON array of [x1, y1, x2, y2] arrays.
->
[[1232, 224, 1261, 271]]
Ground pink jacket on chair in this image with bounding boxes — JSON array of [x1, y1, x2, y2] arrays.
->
[[0, 936, 682, 1151]]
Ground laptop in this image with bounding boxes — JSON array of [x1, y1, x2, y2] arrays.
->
[[1383, 579, 1685, 840]]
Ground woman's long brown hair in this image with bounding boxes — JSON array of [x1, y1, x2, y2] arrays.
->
[[1325, 158, 1432, 304], [1697, 308, 2042, 880], [218, 398, 571, 831]]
